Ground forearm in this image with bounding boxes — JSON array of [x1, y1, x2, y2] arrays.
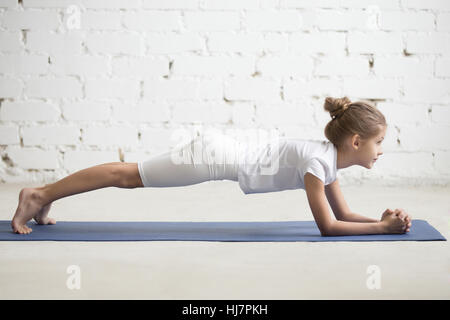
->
[[323, 220, 385, 236], [341, 212, 380, 223]]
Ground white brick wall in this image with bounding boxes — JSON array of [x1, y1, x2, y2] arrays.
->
[[0, 1, 449, 186]]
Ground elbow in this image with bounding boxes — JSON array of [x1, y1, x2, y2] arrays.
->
[[319, 223, 334, 237], [320, 229, 332, 237]]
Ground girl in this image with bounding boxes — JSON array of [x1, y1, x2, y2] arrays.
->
[[11, 96, 412, 236]]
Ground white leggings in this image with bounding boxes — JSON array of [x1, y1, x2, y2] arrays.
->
[[137, 132, 243, 188]]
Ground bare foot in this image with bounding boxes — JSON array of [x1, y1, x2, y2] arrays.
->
[[11, 188, 52, 234], [34, 202, 55, 226]]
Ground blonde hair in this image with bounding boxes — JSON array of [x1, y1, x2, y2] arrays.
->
[[323, 96, 387, 148]]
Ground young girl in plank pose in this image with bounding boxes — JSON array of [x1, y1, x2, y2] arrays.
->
[[11, 96, 412, 235]]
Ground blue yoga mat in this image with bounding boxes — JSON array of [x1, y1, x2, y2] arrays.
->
[[0, 219, 445, 242]]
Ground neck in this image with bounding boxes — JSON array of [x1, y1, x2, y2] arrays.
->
[[336, 147, 354, 170]]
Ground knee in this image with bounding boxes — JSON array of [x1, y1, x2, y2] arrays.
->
[[112, 163, 142, 189]]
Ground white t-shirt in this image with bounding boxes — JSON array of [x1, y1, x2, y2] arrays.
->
[[237, 137, 338, 194]]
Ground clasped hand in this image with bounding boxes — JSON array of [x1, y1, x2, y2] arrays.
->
[[380, 208, 412, 234]]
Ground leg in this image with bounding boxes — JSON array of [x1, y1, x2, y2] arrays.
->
[[138, 133, 239, 188], [11, 162, 140, 234]]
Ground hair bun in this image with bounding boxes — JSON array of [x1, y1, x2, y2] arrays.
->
[[324, 96, 352, 120]]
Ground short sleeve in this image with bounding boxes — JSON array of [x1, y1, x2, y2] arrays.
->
[[303, 158, 326, 183]]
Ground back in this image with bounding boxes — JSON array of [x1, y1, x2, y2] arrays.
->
[[237, 137, 338, 194]]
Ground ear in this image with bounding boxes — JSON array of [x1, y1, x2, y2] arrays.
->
[[351, 134, 362, 149]]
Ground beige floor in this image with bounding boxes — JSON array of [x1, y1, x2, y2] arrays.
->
[[0, 181, 449, 299]]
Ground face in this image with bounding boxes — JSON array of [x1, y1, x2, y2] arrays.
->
[[353, 126, 386, 169]]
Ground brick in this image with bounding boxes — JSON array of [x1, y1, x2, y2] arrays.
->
[[172, 56, 254, 76], [82, 125, 139, 147], [290, 32, 346, 54], [401, 0, 450, 10], [0, 77, 23, 97], [257, 55, 314, 77], [379, 11, 435, 31], [23, 0, 84, 8], [224, 78, 281, 102], [281, 0, 400, 9], [22, 125, 80, 146], [2, 10, 60, 30], [143, 79, 198, 100], [64, 105, 101, 124], [436, 13, 450, 31], [339, 0, 400, 9], [377, 102, 429, 126], [82, 0, 140, 9], [26, 77, 82, 98], [403, 79, 450, 103], [263, 33, 289, 53], [80, 11, 122, 30], [185, 11, 240, 31], [203, 0, 259, 10], [373, 57, 433, 77], [62, 101, 111, 121], [343, 78, 400, 99], [208, 32, 264, 53], [85, 33, 144, 55], [231, 102, 255, 125], [0, 101, 60, 121], [245, 11, 303, 31], [374, 151, 434, 177], [144, 80, 222, 101], [85, 79, 140, 100], [278, 125, 323, 141], [435, 58, 450, 77], [197, 79, 223, 100], [348, 32, 403, 54], [283, 79, 343, 100], [7, 147, 59, 169], [172, 102, 231, 124], [146, 33, 204, 54], [140, 127, 178, 152], [49, 55, 109, 76], [0, 54, 49, 75], [0, 0, 18, 8], [315, 56, 369, 77], [63, 150, 119, 173], [431, 105, 450, 124], [256, 103, 314, 125], [111, 101, 170, 123], [123, 12, 181, 31], [406, 33, 450, 54], [399, 124, 450, 151], [143, 0, 198, 9], [112, 57, 169, 77], [0, 126, 19, 144], [435, 151, 450, 175], [24, 0, 140, 9], [27, 31, 83, 54], [281, 0, 341, 8], [315, 10, 370, 31], [0, 32, 23, 52]]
